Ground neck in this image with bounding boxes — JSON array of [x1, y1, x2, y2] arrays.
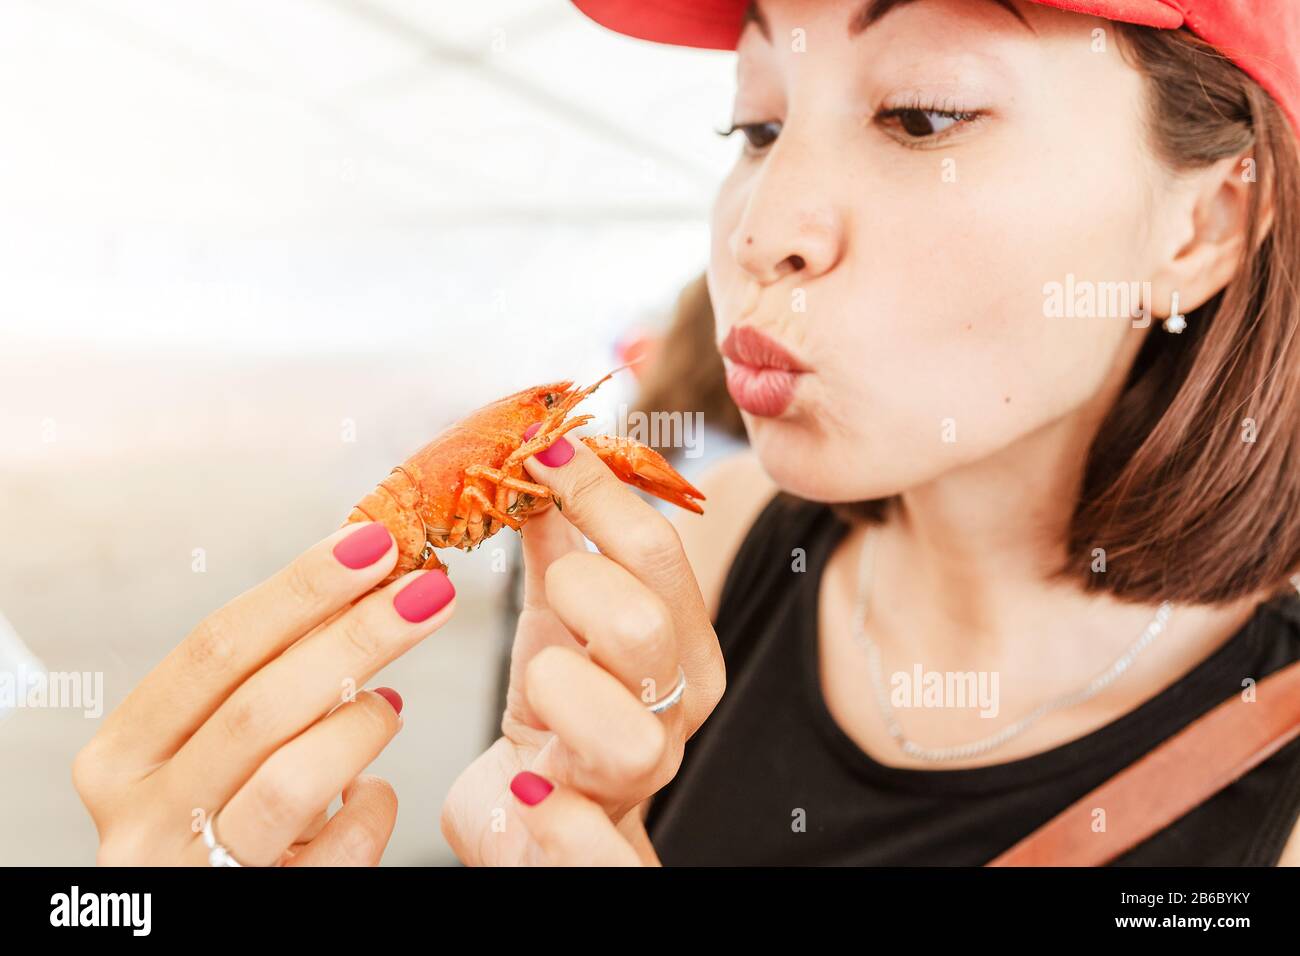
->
[[855, 400, 1266, 682], [886, 406, 1094, 645]]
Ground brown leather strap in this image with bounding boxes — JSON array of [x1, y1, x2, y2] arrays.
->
[[986, 658, 1300, 866]]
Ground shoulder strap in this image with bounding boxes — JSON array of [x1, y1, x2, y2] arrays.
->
[[987, 657, 1300, 866]]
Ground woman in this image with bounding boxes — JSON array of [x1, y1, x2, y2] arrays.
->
[[77, 0, 1300, 866]]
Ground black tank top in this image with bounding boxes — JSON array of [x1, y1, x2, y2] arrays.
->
[[645, 492, 1300, 865]]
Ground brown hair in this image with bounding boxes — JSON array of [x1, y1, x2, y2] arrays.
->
[[832, 25, 1300, 606], [632, 272, 747, 454]]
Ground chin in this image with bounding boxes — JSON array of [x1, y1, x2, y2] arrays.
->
[[750, 428, 908, 504]]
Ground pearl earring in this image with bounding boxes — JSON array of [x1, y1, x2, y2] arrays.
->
[[1163, 290, 1186, 334]]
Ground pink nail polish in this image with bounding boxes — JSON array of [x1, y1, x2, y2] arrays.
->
[[333, 523, 393, 569], [392, 570, 455, 623], [510, 771, 554, 806], [373, 687, 403, 715], [523, 422, 574, 468]]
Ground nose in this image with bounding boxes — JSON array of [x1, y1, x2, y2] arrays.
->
[[727, 139, 844, 286]]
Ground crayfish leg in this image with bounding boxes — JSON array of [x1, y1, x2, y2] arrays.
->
[[460, 484, 523, 535], [463, 464, 552, 515], [501, 413, 594, 476], [420, 551, 450, 576]]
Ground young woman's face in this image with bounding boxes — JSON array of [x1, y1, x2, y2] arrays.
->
[[709, 0, 1175, 502]]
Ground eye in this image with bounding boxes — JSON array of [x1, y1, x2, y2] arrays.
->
[[876, 101, 984, 146], [718, 120, 782, 156]]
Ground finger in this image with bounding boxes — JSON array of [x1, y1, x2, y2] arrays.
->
[[98, 522, 398, 769], [286, 775, 398, 867], [509, 771, 642, 866], [523, 438, 722, 730], [525, 647, 671, 805], [207, 690, 402, 867], [165, 569, 453, 810], [523, 437, 696, 611], [543, 550, 680, 703], [294, 808, 329, 845]]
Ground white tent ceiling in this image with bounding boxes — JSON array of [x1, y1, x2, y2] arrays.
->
[[0, 0, 742, 373], [0, 0, 738, 230], [0, 4, 746, 865]]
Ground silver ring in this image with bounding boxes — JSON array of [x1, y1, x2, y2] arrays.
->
[[202, 814, 245, 868], [647, 666, 687, 714]]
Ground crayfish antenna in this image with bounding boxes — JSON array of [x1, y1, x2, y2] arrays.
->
[[554, 364, 636, 416], [581, 435, 706, 515]]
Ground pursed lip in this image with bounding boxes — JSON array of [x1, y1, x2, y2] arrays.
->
[[719, 323, 810, 418], [719, 325, 810, 373]]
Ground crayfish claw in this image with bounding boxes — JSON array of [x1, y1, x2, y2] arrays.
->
[[580, 435, 705, 515]]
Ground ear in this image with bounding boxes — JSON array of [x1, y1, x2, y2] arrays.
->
[[1147, 151, 1271, 318]]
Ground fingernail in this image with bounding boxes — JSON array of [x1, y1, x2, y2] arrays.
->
[[393, 569, 455, 623], [524, 422, 575, 468], [510, 771, 554, 806], [333, 522, 393, 569], [373, 687, 403, 715]]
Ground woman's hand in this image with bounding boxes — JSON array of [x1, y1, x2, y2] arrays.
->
[[73, 522, 456, 866], [441, 437, 726, 866]]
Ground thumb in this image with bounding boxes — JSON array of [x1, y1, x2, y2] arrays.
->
[[509, 771, 644, 866]]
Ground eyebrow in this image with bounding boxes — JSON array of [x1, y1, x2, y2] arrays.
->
[[742, 0, 1032, 42]]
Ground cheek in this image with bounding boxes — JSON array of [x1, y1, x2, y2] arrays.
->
[[858, 76, 1156, 425], [799, 154, 1153, 497]]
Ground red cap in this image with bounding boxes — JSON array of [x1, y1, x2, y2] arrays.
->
[[571, 0, 1300, 135]]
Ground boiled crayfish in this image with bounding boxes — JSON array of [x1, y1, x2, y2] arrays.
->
[[344, 369, 705, 583]]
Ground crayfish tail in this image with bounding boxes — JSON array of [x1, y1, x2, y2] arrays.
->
[[344, 467, 430, 584]]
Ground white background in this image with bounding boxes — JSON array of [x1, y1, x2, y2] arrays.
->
[[0, 0, 738, 865]]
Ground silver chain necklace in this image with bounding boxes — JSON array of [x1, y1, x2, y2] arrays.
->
[[852, 525, 1174, 763]]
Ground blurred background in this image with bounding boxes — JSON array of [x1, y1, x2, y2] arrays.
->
[[0, 0, 742, 865]]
